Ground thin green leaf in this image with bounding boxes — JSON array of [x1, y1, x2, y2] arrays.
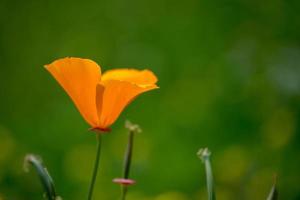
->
[[24, 154, 61, 200], [266, 176, 278, 200]]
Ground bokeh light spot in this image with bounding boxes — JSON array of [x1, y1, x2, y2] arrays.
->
[[0, 126, 15, 166], [262, 108, 295, 149], [215, 146, 250, 184]]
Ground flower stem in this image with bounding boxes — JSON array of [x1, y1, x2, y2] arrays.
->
[[123, 130, 134, 179], [120, 130, 134, 200], [88, 134, 102, 200], [197, 148, 216, 200], [120, 187, 127, 200]]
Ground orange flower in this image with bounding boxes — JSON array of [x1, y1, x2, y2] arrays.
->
[[45, 57, 158, 132]]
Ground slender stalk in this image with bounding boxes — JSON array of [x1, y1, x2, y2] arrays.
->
[[120, 186, 127, 200], [87, 134, 102, 200], [204, 157, 216, 200], [197, 148, 216, 200], [123, 131, 134, 179], [120, 130, 134, 200]]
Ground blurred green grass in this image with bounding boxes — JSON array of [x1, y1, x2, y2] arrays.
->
[[0, 0, 300, 199]]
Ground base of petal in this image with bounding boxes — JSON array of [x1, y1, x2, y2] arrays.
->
[[89, 127, 111, 134]]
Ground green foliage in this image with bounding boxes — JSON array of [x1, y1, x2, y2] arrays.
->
[[0, 0, 300, 199]]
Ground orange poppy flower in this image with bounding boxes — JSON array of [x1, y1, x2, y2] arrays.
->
[[45, 57, 158, 132]]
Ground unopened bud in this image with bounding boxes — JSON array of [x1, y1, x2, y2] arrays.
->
[[125, 120, 142, 133], [197, 148, 211, 162]]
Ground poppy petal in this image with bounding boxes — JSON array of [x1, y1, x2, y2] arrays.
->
[[97, 80, 158, 128], [101, 69, 158, 86], [95, 83, 104, 126], [45, 57, 101, 127]]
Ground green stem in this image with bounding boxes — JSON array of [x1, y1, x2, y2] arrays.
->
[[198, 148, 216, 200], [88, 134, 102, 200], [204, 156, 216, 200], [123, 131, 134, 179], [120, 187, 127, 200], [120, 131, 134, 200]]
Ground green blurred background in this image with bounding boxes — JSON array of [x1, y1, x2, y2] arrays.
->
[[0, 0, 300, 199]]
